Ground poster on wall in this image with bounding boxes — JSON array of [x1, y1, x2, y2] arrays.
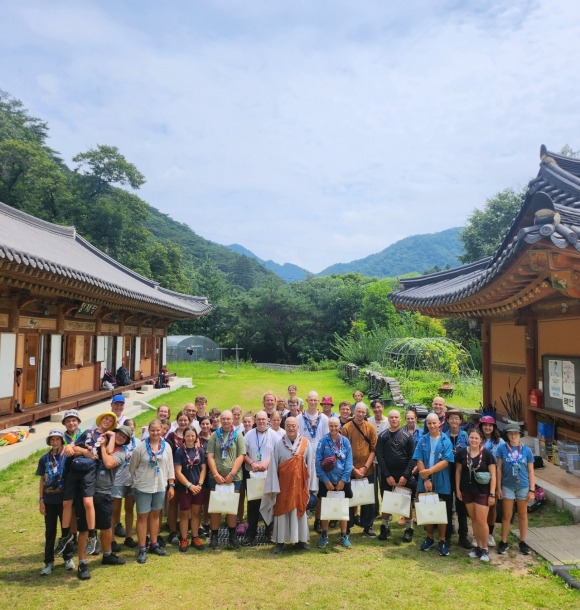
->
[[549, 359, 562, 399], [563, 360, 575, 394], [563, 394, 576, 413]]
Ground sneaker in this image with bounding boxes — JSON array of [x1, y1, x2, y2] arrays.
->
[[191, 537, 204, 551], [313, 519, 322, 534], [519, 541, 531, 555], [340, 534, 351, 548], [114, 523, 126, 538], [471, 536, 478, 548], [64, 558, 75, 571], [403, 528, 414, 543], [480, 549, 490, 562], [420, 537, 435, 551], [40, 563, 53, 576], [378, 524, 391, 541], [101, 553, 126, 565], [137, 549, 147, 564], [168, 531, 180, 546], [77, 563, 91, 580], [459, 536, 473, 549], [497, 541, 509, 555], [124, 537, 138, 548], [317, 535, 328, 548], [229, 534, 241, 549], [294, 541, 311, 551], [111, 540, 121, 553], [210, 534, 219, 549], [363, 528, 377, 538], [179, 539, 188, 553], [84, 535, 98, 556], [54, 533, 74, 556], [157, 535, 166, 548], [198, 527, 207, 540], [241, 536, 256, 547], [91, 538, 102, 556], [148, 544, 168, 556], [468, 547, 482, 558], [488, 534, 496, 548], [272, 543, 285, 554], [438, 540, 450, 557]]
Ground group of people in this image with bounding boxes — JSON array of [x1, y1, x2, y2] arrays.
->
[[37, 386, 536, 580]]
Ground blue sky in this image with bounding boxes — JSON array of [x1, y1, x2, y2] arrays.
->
[[1, 1, 579, 272]]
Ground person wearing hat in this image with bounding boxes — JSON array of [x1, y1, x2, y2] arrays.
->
[[74, 421, 129, 579], [36, 430, 75, 576], [479, 415, 505, 548], [54, 411, 118, 569], [496, 424, 535, 556], [62, 409, 83, 446], [111, 394, 127, 426], [320, 396, 337, 419], [443, 409, 471, 549]]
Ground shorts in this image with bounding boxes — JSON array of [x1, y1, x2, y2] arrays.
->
[[461, 492, 490, 506], [133, 489, 166, 514], [317, 481, 353, 499], [75, 492, 112, 532], [64, 465, 97, 500], [111, 484, 134, 499], [207, 478, 242, 492], [502, 486, 529, 501], [178, 488, 206, 510]]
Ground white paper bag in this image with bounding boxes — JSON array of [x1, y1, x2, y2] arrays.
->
[[246, 476, 265, 501], [209, 489, 239, 515], [320, 496, 350, 521], [415, 501, 447, 525], [348, 482, 375, 508], [381, 490, 412, 517]]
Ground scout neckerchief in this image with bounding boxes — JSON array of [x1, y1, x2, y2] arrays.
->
[[329, 434, 345, 460], [467, 444, 484, 479], [282, 433, 304, 457], [46, 449, 66, 487], [64, 428, 82, 445], [216, 427, 238, 459], [145, 437, 166, 475], [302, 411, 321, 439], [123, 436, 137, 469], [184, 445, 201, 469]]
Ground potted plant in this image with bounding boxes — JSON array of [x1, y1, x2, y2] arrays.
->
[[500, 377, 524, 425]]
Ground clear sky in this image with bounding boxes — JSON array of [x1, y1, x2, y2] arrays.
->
[[1, 1, 579, 273]]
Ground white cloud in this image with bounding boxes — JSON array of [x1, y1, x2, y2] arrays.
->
[[1, 1, 579, 272]]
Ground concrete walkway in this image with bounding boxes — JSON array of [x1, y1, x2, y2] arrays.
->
[[0, 376, 193, 470]]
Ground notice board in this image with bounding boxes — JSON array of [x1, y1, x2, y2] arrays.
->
[[542, 355, 580, 417]]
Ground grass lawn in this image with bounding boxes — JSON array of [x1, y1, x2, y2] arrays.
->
[[1, 362, 578, 608]]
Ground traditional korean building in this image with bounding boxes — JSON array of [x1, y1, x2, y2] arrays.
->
[[0, 202, 211, 427], [390, 146, 580, 442]]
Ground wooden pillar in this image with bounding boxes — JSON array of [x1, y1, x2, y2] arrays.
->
[[524, 320, 537, 436], [481, 320, 491, 408]]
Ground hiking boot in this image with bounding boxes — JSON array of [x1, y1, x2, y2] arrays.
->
[[459, 536, 472, 549], [229, 533, 241, 549], [378, 524, 391, 541], [363, 528, 377, 538], [480, 549, 490, 562], [210, 534, 219, 549], [519, 541, 531, 555], [179, 539, 188, 553], [317, 534, 328, 548], [54, 533, 74, 556], [497, 541, 509, 555], [64, 558, 75, 571], [77, 563, 91, 580], [313, 519, 322, 534], [272, 543, 285, 554], [114, 523, 126, 538], [124, 537, 138, 548], [420, 537, 435, 551], [294, 541, 311, 551], [191, 537, 204, 551], [340, 534, 351, 548], [438, 540, 450, 556], [168, 531, 180, 546], [403, 528, 414, 542], [84, 535, 98, 556], [488, 534, 496, 548], [137, 549, 147, 564], [101, 553, 126, 565], [40, 563, 53, 576], [468, 547, 482, 558], [111, 540, 121, 553], [148, 544, 168, 556], [241, 536, 256, 547]]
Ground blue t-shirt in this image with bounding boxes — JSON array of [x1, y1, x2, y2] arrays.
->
[[412, 433, 454, 494], [497, 443, 534, 490], [36, 450, 67, 504], [483, 437, 505, 459]]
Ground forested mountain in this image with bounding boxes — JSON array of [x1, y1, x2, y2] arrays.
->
[[227, 243, 309, 282], [319, 227, 464, 277]]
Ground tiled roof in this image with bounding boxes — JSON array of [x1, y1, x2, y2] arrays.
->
[[390, 146, 580, 312], [0, 202, 211, 318]]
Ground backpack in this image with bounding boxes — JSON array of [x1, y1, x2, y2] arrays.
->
[[116, 366, 131, 387]]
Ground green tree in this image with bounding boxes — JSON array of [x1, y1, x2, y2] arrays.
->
[[459, 187, 525, 263]]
